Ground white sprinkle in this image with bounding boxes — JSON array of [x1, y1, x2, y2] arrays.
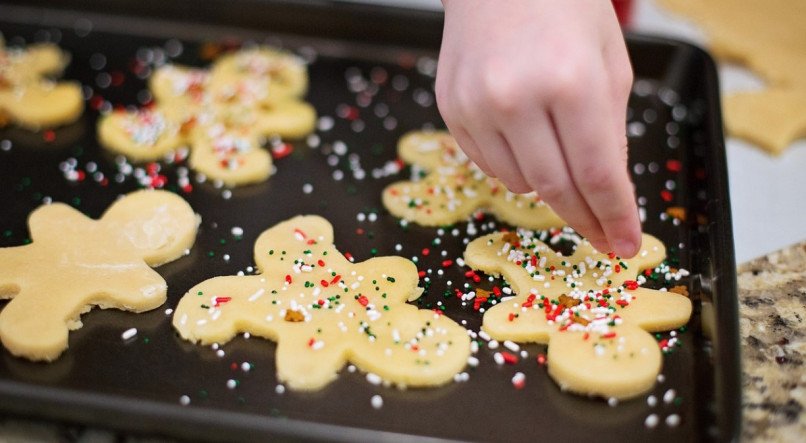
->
[[665, 414, 681, 427], [644, 414, 659, 428], [302, 183, 313, 194], [275, 384, 285, 394], [164, 308, 173, 315], [241, 362, 251, 372], [493, 352, 505, 365], [663, 389, 676, 404], [226, 379, 237, 389], [179, 395, 191, 406], [121, 328, 137, 341], [503, 340, 520, 352], [348, 365, 356, 373], [216, 349, 225, 357], [488, 340, 499, 350], [371, 394, 383, 409], [231, 226, 244, 237], [657, 374, 666, 383], [647, 395, 657, 407], [511, 372, 525, 388], [608, 397, 619, 407], [366, 373, 383, 385], [467, 356, 479, 367]]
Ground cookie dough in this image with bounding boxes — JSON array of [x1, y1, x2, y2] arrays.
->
[[382, 131, 565, 228], [98, 47, 316, 186], [173, 215, 470, 390], [0, 38, 83, 129], [659, 0, 806, 154], [464, 229, 691, 399], [0, 190, 198, 361]]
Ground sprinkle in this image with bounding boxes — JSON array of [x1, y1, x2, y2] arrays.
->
[[371, 394, 383, 409], [647, 395, 657, 407], [644, 414, 659, 429], [511, 372, 526, 389], [503, 340, 520, 352], [607, 397, 619, 407], [501, 351, 519, 365], [665, 414, 681, 427], [366, 373, 382, 385], [121, 328, 138, 341], [226, 379, 238, 389], [493, 352, 505, 365], [179, 395, 191, 406], [275, 384, 285, 394], [663, 389, 676, 404]]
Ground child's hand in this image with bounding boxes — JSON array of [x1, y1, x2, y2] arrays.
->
[[437, 0, 640, 257]]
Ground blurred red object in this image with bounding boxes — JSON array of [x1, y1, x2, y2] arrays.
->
[[612, 0, 634, 26]]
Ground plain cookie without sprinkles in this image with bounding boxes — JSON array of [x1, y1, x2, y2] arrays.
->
[[382, 130, 565, 229], [0, 190, 198, 361], [173, 215, 470, 390], [464, 229, 692, 399]]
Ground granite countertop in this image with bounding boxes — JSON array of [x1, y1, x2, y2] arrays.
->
[[2, 242, 804, 441], [737, 241, 806, 441]]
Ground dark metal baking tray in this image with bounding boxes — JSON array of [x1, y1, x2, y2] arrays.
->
[[0, 2, 740, 441]]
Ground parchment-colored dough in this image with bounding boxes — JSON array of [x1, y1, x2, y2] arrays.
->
[[0, 40, 83, 129], [173, 215, 470, 390], [0, 190, 198, 361], [659, 0, 806, 154], [464, 230, 691, 399], [97, 47, 316, 186], [383, 131, 565, 228]]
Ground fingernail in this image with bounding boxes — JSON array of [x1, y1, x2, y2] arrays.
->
[[613, 238, 638, 258]]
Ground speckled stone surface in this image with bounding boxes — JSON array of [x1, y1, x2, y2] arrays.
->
[[738, 241, 806, 442], [2, 242, 805, 441]]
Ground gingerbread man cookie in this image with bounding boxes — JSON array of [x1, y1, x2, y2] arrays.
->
[[98, 47, 316, 186], [464, 229, 691, 399], [382, 131, 565, 229], [173, 215, 470, 390], [0, 190, 198, 361], [0, 38, 83, 129]]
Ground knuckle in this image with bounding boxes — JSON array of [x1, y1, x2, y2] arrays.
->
[[529, 175, 567, 203], [575, 163, 617, 194], [479, 66, 524, 115]]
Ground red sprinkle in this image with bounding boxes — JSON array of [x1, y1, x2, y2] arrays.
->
[[536, 354, 547, 366], [441, 259, 453, 268], [661, 190, 674, 202], [624, 280, 639, 290], [501, 352, 519, 365], [285, 274, 292, 284], [43, 130, 56, 143], [271, 143, 294, 159], [357, 295, 369, 307], [213, 296, 232, 307], [421, 248, 430, 256], [666, 159, 682, 172], [601, 332, 617, 339], [418, 270, 426, 278]]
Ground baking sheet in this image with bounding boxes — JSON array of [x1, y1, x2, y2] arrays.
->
[[0, 3, 740, 442]]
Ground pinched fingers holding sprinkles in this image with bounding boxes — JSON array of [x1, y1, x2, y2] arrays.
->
[[464, 229, 692, 399], [0, 190, 198, 361], [173, 215, 471, 390]]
